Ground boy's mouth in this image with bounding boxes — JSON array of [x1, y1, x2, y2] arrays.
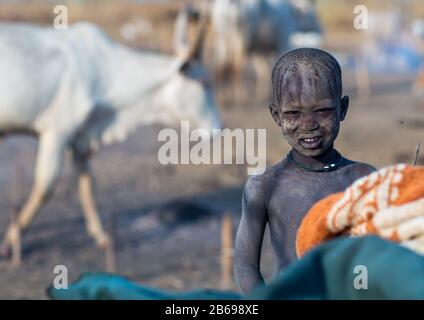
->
[[299, 136, 323, 149]]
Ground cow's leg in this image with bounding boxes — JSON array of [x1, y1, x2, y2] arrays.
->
[[1, 132, 66, 256], [73, 152, 109, 248]]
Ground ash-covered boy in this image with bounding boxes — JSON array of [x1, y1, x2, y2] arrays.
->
[[234, 48, 376, 293]]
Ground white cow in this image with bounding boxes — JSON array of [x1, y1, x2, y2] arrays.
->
[[211, 0, 322, 75], [0, 11, 222, 255]]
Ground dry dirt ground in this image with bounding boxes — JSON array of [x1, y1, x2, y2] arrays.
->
[[0, 70, 422, 299], [0, 0, 423, 300]]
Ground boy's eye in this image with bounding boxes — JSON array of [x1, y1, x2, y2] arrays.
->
[[316, 108, 334, 114], [283, 111, 300, 116]]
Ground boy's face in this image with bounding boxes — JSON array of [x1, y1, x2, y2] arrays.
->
[[270, 71, 349, 157]]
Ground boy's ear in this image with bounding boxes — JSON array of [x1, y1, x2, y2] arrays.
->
[[269, 103, 282, 127], [340, 95, 349, 121]]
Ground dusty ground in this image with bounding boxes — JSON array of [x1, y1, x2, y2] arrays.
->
[[0, 0, 423, 300], [0, 70, 422, 299]]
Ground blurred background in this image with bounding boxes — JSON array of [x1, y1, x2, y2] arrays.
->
[[0, 0, 423, 299]]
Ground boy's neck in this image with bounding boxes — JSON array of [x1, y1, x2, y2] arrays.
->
[[290, 146, 340, 171]]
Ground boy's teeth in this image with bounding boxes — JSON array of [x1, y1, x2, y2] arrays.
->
[[304, 137, 319, 142]]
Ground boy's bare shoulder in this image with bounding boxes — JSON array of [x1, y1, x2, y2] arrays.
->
[[243, 158, 376, 205], [243, 160, 287, 205], [342, 158, 376, 176]]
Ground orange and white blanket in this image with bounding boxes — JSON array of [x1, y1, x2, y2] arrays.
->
[[296, 164, 424, 257]]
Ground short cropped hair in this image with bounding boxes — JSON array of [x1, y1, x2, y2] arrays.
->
[[271, 48, 342, 106]]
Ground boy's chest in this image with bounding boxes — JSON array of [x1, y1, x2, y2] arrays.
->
[[267, 172, 354, 229]]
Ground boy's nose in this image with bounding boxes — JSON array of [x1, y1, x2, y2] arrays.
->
[[301, 114, 319, 131]]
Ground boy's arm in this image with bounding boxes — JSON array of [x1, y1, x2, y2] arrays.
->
[[234, 176, 268, 294]]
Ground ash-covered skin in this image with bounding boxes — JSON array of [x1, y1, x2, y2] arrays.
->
[[234, 48, 376, 294]]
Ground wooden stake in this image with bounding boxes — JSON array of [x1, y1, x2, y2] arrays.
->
[[413, 143, 421, 166], [220, 213, 234, 290], [10, 164, 23, 266], [105, 214, 117, 273]]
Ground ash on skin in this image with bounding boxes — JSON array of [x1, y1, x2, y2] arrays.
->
[[234, 48, 376, 294]]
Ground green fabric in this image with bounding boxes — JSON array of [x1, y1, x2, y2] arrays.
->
[[249, 236, 424, 299], [48, 236, 424, 300], [47, 274, 241, 300]]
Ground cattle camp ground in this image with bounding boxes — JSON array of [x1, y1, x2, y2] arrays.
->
[[0, 0, 423, 299]]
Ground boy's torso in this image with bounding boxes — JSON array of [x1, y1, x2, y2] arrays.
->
[[262, 157, 375, 269]]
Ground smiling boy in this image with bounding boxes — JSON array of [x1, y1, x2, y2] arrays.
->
[[234, 48, 376, 293]]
